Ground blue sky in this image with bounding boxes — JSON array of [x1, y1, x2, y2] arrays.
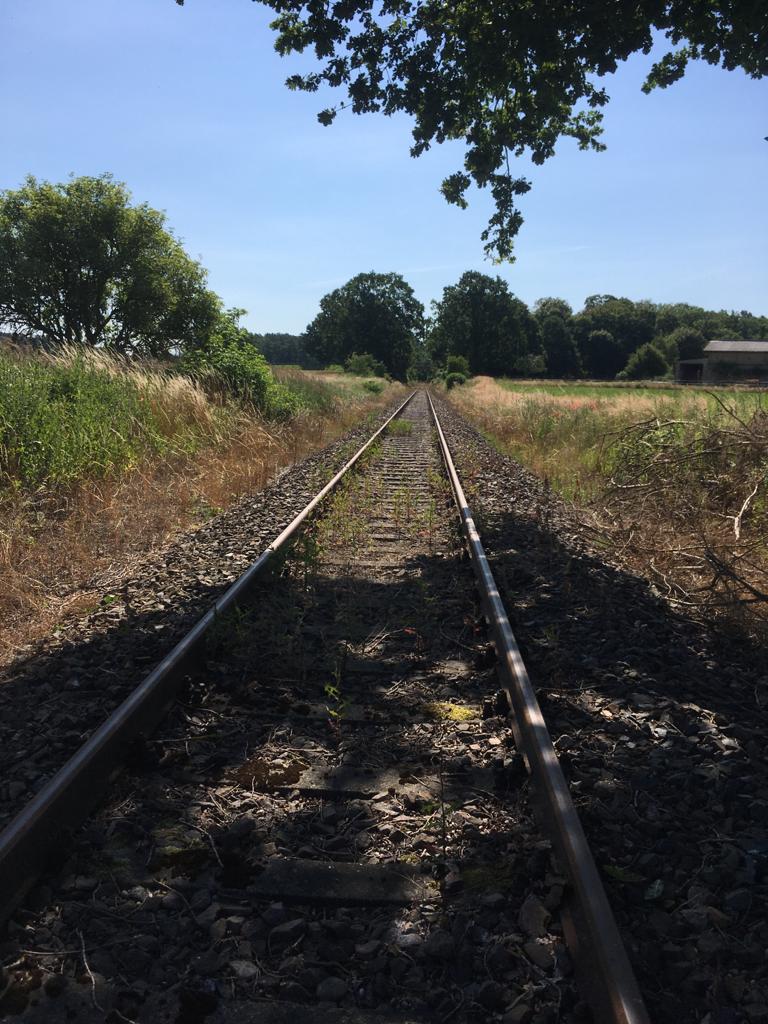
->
[[2, 0, 766, 333]]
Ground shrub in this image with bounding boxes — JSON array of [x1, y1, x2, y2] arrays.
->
[[618, 343, 669, 381], [446, 354, 471, 377], [183, 342, 273, 404], [345, 352, 387, 377], [0, 354, 145, 488], [180, 310, 299, 418], [363, 379, 385, 394], [446, 372, 468, 389]]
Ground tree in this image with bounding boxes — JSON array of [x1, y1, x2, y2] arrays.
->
[[305, 272, 424, 379], [429, 272, 540, 376], [619, 343, 669, 380], [579, 329, 624, 379], [407, 346, 436, 381], [191, 0, 767, 260], [0, 174, 221, 356], [344, 352, 387, 376], [666, 326, 706, 360], [180, 308, 291, 413], [573, 296, 656, 359], [534, 297, 573, 323], [540, 315, 582, 378]]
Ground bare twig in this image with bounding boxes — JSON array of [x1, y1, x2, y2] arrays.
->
[[732, 479, 761, 540]]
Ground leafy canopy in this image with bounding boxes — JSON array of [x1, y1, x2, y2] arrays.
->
[[580, 328, 624, 379], [305, 271, 424, 379], [0, 174, 221, 357], [540, 315, 582, 379], [429, 271, 540, 376], [189, 0, 767, 260]]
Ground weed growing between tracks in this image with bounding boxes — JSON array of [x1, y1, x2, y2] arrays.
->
[[450, 377, 768, 640]]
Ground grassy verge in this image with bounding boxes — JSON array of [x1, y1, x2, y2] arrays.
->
[[0, 346, 405, 662], [448, 376, 768, 638]]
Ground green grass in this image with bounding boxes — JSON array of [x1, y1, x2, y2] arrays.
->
[[497, 378, 768, 416], [273, 367, 394, 407], [0, 352, 212, 489]]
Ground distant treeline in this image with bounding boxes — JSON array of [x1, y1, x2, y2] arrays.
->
[[249, 333, 321, 369], [1, 172, 763, 384], [250, 272, 768, 382]]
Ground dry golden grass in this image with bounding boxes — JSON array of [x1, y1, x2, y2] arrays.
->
[[449, 376, 768, 640], [0, 359, 404, 665]]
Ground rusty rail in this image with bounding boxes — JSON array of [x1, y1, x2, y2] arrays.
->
[[0, 392, 416, 924], [427, 391, 650, 1024]]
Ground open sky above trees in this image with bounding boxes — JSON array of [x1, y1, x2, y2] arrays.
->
[[2, 0, 766, 335]]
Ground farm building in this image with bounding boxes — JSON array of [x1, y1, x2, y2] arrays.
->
[[677, 339, 768, 384]]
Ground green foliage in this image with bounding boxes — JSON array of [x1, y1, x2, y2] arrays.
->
[[430, 272, 540, 375], [511, 351, 548, 377], [664, 326, 707, 360], [305, 272, 424, 380], [654, 303, 768, 341], [579, 329, 624, 379], [345, 351, 387, 377], [407, 346, 436, 382], [445, 354, 471, 377], [228, 0, 767, 260], [618, 343, 670, 380], [181, 310, 298, 417], [534, 297, 573, 323], [362, 379, 384, 394], [573, 296, 657, 359], [0, 174, 221, 356], [0, 352, 194, 490], [540, 314, 582, 379], [445, 372, 468, 390], [252, 332, 320, 369]]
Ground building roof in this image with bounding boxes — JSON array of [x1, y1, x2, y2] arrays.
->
[[705, 339, 768, 354]]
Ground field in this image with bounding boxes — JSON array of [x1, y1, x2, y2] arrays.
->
[[454, 376, 767, 497], [450, 376, 768, 635], [0, 347, 403, 661]]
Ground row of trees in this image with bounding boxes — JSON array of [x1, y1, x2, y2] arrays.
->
[[293, 271, 768, 381], [2, 175, 766, 383]]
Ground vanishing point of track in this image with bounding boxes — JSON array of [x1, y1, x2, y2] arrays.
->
[[0, 390, 650, 1024]]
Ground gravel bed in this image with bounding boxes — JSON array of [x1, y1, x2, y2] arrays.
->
[[0, 400, 407, 829], [1, 394, 580, 1024], [4, 391, 767, 1023], [433, 391, 768, 1024]]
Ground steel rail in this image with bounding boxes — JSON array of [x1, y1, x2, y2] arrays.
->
[[0, 391, 416, 925], [427, 392, 650, 1024]]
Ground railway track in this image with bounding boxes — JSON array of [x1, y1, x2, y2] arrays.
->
[[0, 391, 648, 1023]]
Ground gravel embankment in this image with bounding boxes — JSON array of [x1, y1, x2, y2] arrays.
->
[[0, 400, 407, 829], [434, 391, 768, 1024]]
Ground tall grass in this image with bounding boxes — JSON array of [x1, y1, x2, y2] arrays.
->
[[0, 347, 227, 490], [455, 376, 768, 500], [449, 376, 768, 637]]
